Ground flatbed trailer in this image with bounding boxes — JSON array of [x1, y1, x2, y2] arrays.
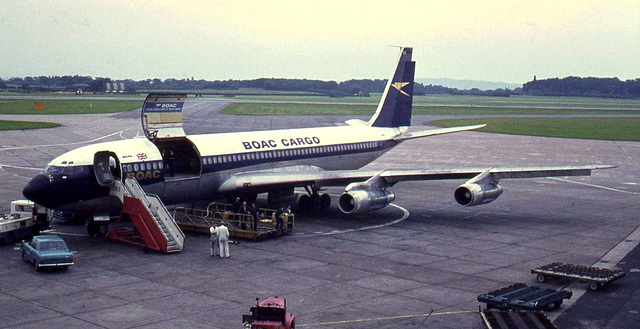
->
[[532, 262, 626, 291], [172, 203, 294, 241], [478, 283, 572, 311], [480, 309, 558, 329]]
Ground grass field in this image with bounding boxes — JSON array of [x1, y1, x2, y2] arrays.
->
[[430, 117, 640, 142], [220, 102, 640, 116], [0, 99, 141, 114], [0, 120, 60, 130]]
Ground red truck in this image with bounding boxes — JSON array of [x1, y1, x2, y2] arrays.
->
[[242, 297, 295, 329]]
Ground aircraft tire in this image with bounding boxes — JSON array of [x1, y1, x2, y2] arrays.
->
[[97, 223, 109, 236], [311, 195, 322, 210], [87, 222, 97, 237], [320, 193, 331, 209], [298, 195, 311, 212]]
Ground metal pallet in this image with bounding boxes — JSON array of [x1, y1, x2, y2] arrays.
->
[[478, 283, 572, 311]]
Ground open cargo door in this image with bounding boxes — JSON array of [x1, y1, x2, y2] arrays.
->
[[142, 93, 187, 139]]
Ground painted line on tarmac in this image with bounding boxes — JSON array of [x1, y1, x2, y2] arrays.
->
[[293, 203, 410, 238], [551, 177, 640, 195], [298, 309, 477, 327], [0, 163, 41, 171], [548, 224, 640, 321], [41, 229, 87, 237], [0, 130, 127, 152]]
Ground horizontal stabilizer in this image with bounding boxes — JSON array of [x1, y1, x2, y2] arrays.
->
[[344, 119, 369, 126], [393, 124, 486, 141]]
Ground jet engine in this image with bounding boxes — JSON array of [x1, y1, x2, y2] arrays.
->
[[338, 189, 395, 214], [454, 183, 503, 206]]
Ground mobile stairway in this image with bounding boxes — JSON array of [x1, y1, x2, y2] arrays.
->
[[108, 178, 185, 253]]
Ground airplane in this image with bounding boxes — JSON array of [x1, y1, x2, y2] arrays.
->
[[23, 47, 612, 234]]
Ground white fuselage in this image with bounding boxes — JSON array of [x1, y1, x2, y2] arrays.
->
[[35, 124, 405, 212]]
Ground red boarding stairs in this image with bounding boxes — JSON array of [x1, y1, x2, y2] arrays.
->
[[108, 178, 185, 253]]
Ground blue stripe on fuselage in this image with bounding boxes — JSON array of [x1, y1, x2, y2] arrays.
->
[[200, 139, 398, 173]]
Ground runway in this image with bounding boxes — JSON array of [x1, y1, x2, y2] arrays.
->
[[0, 99, 639, 328]]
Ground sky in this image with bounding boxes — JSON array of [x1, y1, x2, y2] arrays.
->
[[1, 0, 639, 84]]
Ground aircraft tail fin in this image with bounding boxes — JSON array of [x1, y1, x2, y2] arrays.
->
[[368, 47, 415, 128]]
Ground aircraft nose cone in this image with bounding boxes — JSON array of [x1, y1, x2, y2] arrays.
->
[[23, 174, 51, 205]]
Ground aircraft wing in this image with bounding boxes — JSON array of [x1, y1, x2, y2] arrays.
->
[[217, 165, 614, 194]]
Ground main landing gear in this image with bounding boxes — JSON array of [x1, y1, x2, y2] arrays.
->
[[298, 185, 331, 212]]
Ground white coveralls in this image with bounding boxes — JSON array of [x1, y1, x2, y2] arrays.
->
[[209, 226, 218, 256], [217, 225, 230, 258]]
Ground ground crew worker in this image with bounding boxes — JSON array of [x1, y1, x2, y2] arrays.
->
[[250, 202, 259, 230], [168, 151, 177, 176], [238, 201, 250, 229], [232, 197, 241, 213], [217, 222, 230, 258], [209, 225, 218, 257], [275, 207, 284, 233]]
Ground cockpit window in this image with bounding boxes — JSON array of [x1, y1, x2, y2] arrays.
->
[[45, 165, 83, 175], [44, 165, 64, 174]]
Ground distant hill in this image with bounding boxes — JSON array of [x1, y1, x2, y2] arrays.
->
[[416, 78, 521, 90]]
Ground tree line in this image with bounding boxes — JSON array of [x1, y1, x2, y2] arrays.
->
[[0, 75, 521, 97], [523, 76, 640, 98], [1, 74, 638, 98]]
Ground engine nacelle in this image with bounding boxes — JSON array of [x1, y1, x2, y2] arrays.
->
[[338, 189, 395, 214], [454, 183, 503, 207]]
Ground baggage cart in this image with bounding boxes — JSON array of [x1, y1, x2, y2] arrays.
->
[[532, 262, 626, 291]]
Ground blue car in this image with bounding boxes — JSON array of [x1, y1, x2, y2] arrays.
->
[[22, 235, 74, 271]]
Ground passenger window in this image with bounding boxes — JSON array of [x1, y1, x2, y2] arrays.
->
[[153, 162, 158, 170], [232, 155, 237, 162], [134, 164, 139, 171], [158, 162, 163, 169], [147, 163, 152, 170]]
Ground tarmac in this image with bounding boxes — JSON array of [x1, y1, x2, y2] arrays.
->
[[0, 98, 639, 328]]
